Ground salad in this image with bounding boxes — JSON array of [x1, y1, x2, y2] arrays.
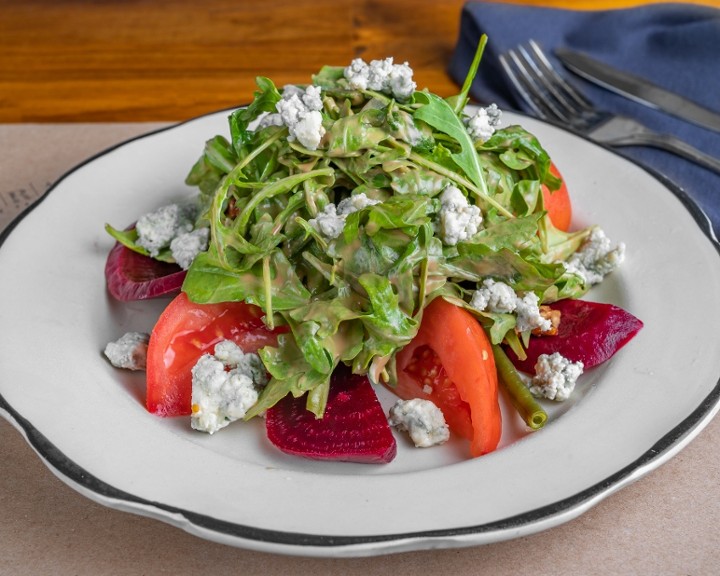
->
[[103, 37, 642, 463]]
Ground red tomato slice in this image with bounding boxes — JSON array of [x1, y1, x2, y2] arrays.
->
[[145, 292, 282, 416], [542, 162, 572, 232], [392, 297, 502, 457]]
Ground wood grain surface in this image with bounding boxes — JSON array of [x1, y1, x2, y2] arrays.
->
[[1, 0, 716, 123]]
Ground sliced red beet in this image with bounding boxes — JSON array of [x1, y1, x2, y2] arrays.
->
[[508, 299, 643, 373], [105, 241, 186, 301], [265, 368, 397, 464]]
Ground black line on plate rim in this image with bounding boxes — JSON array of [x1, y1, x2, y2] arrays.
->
[[1, 110, 719, 552]]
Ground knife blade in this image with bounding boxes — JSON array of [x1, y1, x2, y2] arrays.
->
[[554, 47, 720, 134]]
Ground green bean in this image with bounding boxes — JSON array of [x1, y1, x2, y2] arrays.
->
[[492, 344, 547, 430]]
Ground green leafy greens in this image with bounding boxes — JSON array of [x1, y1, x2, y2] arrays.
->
[[179, 37, 593, 417]]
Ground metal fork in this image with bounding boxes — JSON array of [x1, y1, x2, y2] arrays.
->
[[499, 40, 720, 176]]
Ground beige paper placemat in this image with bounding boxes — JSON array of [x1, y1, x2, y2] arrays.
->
[[0, 123, 718, 575]]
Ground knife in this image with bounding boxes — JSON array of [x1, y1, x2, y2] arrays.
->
[[554, 47, 720, 134]]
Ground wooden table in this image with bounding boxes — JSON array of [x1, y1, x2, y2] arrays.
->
[[0, 0, 715, 123]]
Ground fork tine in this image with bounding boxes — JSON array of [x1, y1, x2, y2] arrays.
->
[[500, 40, 601, 129], [525, 40, 594, 113], [500, 48, 571, 124], [498, 53, 549, 120], [519, 45, 590, 125]]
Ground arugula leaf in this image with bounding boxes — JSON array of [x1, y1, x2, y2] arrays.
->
[[311, 65, 346, 87], [247, 334, 332, 418], [229, 76, 282, 158], [183, 247, 311, 309], [481, 125, 553, 182], [286, 297, 366, 374], [443, 242, 564, 293], [450, 34, 488, 115], [324, 109, 389, 156], [389, 164, 452, 197], [413, 91, 488, 197]]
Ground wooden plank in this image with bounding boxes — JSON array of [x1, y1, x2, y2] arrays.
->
[[0, 0, 464, 122]]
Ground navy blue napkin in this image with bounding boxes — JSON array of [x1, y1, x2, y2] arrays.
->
[[449, 2, 720, 235]]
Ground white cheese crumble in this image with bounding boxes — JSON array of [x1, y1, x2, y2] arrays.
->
[[282, 83, 323, 111], [272, 85, 326, 150], [527, 352, 584, 401], [135, 203, 197, 258], [515, 291, 551, 333], [344, 57, 417, 100], [565, 227, 625, 286], [437, 185, 483, 246], [470, 279, 551, 333], [388, 398, 450, 448], [336, 193, 381, 215], [170, 227, 210, 270], [251, 111, 284, 131], [308, 192, 381, 239], [191, 340, 268, 434], [470, 278, 517, 313], [308, 203, 345, 239], [464, 104, 502, 142], [104, 332, 149, 371]]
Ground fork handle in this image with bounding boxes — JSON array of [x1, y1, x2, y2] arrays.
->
[[609, 133, 720, 176]]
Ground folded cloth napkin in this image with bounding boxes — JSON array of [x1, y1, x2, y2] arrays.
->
[[449, 2, 720, 235]]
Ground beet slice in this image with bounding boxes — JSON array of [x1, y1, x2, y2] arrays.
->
[[265, 368, 397, 464], [105, 241, 186, 301], [508, 299, 643, 373]]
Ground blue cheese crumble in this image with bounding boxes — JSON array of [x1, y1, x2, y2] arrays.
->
[[437, 185, 483, 246], [104, 332, 149, 371], [470, 278, 517, 314], [274, 85, 326, 150], [135, 203, 196, 257], [191, 340, 268, 434], [388, 398, 450, 448], [528, 352, 584, 401], [515, 292, 551, 333], [470, 279, 551, 333], [464, 104, 502, 142], [170, 227, 210, 270], [565, 227, 625, 286], [134, 201, 209, 269], [308, 192, 381, 239], [344, 57, 416, 100]]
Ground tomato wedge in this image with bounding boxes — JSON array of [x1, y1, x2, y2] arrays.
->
[[145, 292, 282, 416], [542, 162, 572, 232], [391, 297, 502, 457]]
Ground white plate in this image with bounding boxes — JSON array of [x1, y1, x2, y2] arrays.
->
[[1, 111, 719, 557]]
